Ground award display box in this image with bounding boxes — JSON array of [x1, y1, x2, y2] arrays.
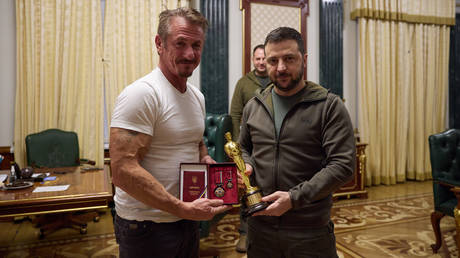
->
[[179, 163, 238, 205]]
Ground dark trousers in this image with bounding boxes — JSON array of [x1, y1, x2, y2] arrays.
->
[[114, 215, 200, 258], [239, 209, 248, 234], [247, 218, 338, 258]]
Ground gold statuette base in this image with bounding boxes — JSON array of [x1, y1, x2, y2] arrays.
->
[[223, 131, 269, 216], [242, 189, 269, 217]]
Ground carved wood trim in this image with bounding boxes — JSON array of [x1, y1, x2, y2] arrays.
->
[[240, 0, 309, 76]]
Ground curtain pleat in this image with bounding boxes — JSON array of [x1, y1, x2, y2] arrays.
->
[[358, 17, 450, 186], [15, 0, 104, 167], [15, 0, 191, 167], [351, 0, 455, 26], [103, 0, 190, 127]]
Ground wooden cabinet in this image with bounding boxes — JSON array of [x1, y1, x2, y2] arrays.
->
[[0, 147, 13, 170], [333, 143, 368, 199]]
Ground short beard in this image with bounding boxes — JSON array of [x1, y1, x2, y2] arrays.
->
[[255, 67, 267, 76], [177, 60, 196, 78], [273, 65, 304, 92], [178, 70, 193, 78]]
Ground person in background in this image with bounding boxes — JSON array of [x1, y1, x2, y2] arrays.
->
[[109, 7, 230, 258], [238, 27, 356, 257], [230, 44, 271, 253], [230, 44, 271, 140]]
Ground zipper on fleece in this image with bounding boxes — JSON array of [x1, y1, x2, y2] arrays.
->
[[274, 141, 280, 190], [274, 102, 302, 190], [254, 96, 278, 191]]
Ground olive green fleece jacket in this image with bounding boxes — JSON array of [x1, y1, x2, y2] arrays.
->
[[239, 82, 356, 228], [230, 70, 270, 139]]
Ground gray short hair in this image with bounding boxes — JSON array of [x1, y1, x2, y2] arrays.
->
[[158, 7, 208, 42]]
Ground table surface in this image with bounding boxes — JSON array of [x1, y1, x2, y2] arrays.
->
[[0, 166, 113, 218]]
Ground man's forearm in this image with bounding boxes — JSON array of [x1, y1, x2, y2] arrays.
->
[[112, 158, 187, 218], [110, 127, 187, 218]]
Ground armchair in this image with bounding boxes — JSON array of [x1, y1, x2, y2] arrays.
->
[[203, 113, 232, 163], [201, 113, 232, 235], [199, 113, 232, 256], [25, 128, 99, 238], [26, 128, 94, 168], [429, 129, 460, 253]]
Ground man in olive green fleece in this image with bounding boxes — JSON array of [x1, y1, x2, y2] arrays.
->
[[238, 27, 355, 257], [230, 44, 271, 140], [230, 44, 271, 253]]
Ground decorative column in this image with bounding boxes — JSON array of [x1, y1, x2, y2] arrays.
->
[[200, 0, 229, 114], [319, 0, 343, 98], [449, 14, 460, 129]]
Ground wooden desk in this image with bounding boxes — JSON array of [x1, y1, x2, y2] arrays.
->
[[0, 166, 112, 218]]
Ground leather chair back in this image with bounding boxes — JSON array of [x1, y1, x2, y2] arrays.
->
[[203, 113, 232, 162], [429, 128, 460, 216], [200, 113, 232, 239], [26, 129, 80, 168]]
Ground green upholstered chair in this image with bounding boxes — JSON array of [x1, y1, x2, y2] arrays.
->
[[429, 129, 460, 253], [200, 113, 232, 237], [26, 128, 94, 168], [25, 128, 98, 238], [203, 113, 232, 163]]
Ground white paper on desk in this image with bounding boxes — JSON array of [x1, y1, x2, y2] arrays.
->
[[33, 185, 70, 193], [0, 174, 7, 182], [31, 173, 50, 178]]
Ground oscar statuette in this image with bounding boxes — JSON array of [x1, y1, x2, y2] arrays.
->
[[224, 132, 268, 217]]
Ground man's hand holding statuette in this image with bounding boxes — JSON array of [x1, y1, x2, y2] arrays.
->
[[252, 191, 292, 217], [237, 163, 253, 189]]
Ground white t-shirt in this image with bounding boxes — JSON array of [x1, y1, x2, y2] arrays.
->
[[111, 68, 205, 222]]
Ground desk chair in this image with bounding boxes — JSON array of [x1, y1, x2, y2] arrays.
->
[[25, 128, 98, 238], [429, 129, 460, 253], [26, 129, 95, 168]]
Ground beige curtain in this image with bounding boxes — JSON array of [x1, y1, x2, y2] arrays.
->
[[103, 0, 190, 125], [14, 0, 191, 167], [351, 0, 455, 26], [352, 0, 453, 185], [15, 0, 104, 167]]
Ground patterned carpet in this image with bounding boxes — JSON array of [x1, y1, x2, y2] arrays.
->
[[332, 193, 457, 258], [202, 193, 458, 258], [0, 193, 456, 258], [200, 213, 241, 255], [0, 233, 118, 258]]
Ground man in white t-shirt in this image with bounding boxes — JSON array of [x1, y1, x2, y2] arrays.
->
[[109, 7, 230, 258]]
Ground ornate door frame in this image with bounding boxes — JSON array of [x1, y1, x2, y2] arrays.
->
[[240, 0, 309, 76]]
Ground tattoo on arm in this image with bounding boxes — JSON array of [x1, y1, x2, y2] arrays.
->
[[111, 128, 150, 161], [127, 130, 139, 136], [117, 129, 139, 144]]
